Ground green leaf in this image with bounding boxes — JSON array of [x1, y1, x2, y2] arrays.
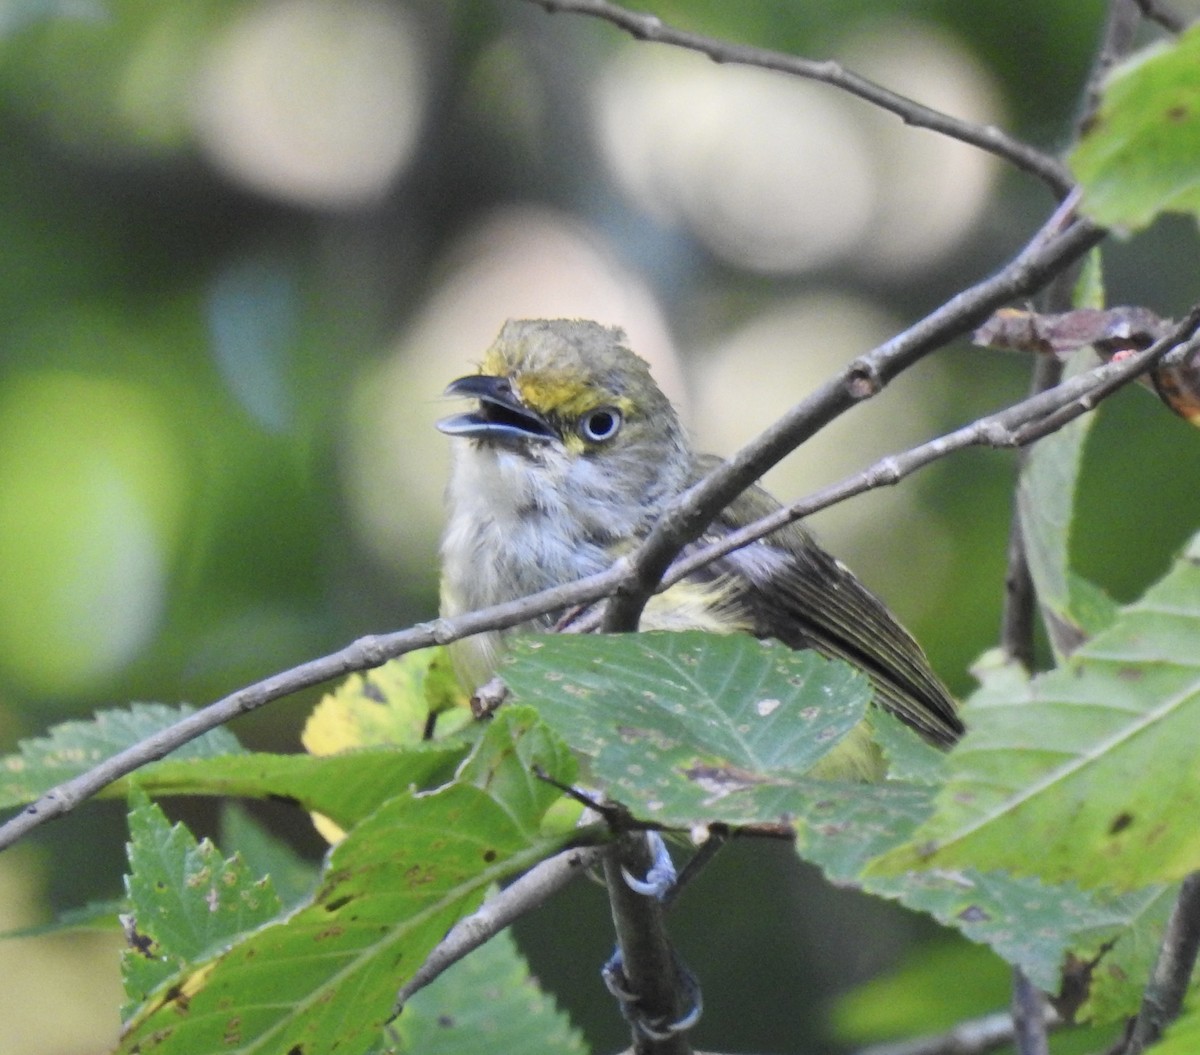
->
[[1070, 882, 1174, 1024], [787, 779, 1125, 992], [219, 804, 318, 910], [870, 869, 1133, 994], [456, 705, 575, 839], [1017, 342, 1113, 658], [504, 633, 1120, 988], [0, 896, 125, 939], [136, 742, 465, 831], [122, 790, 283, 1011], [830, 939, 1012, 1043], [871, 533, 1200, 889], [395, 925, 587, 1055], [503, 631, 873, 826], [1071, 25, 1200, 230], [115, 708, 579, 1055], [1149, 1000, 1200, 1054], [301, 646, 471, 757], [872, 708, 947, 785], [0, 703, 244, 807]]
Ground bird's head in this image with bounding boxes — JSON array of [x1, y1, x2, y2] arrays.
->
[[438, 319, 693, 532]]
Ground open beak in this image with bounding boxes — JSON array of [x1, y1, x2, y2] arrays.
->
[[437, 374, 557, 444]]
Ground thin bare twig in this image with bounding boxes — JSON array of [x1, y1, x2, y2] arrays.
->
[[1011, 968, 1050, 1055], [601, 215, 1104, 634], [657, 310, 1200, 593], [1133, 0, 1188, 32], [1124, 871, 1200, 1054], [393, 844, 606, 1011], [525, 0, 1073, 197], [0, 570, 630, 851], [855, 1005, 1061, 1055], [0, 212, 1106, 853], [1080, 0, 1143, 130]]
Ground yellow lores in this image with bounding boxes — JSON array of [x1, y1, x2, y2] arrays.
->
[[437, 319, 962, 777]]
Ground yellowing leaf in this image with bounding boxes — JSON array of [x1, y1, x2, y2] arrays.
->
[[302, 646, 469, 756]]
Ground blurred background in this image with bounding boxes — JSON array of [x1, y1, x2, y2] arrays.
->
[[3, 0, 1200, 1052]]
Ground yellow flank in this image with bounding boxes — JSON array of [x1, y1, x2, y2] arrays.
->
[[643, 578, 751, 635], [806, 719, 884, 781]]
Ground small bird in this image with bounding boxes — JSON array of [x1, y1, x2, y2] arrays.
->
[[437, 319, 962, 774]]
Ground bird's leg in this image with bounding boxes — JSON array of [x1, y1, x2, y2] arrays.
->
[[603, 832, 702, 1048], [622, 829, 678, 899]]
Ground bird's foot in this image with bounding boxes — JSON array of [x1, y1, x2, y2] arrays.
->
[[621, 830, 676, 900], [602, 947, 703, 1040]]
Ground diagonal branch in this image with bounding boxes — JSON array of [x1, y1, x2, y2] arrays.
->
[[0, 571, 630, 851], [640, 309, 1200, 602], [0, 212, 1108, 854], [1133, 0, 1188, 32], [601, 212, 1105, 633], [854, 1005, 1061, 1055], [392, 843, 606, 1011], [1124, 871, 1200, 1054], [524, 0, 1074, 196]]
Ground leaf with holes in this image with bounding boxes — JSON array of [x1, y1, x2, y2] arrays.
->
[[503, 631, 872, 826], [872, 532, 1200, 890], [121, 790, 284, 1015], [114, 707, 577, 1055], [0, 703, 244, 808]]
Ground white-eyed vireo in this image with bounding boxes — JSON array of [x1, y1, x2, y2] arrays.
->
[[437, 319, 962, 774]]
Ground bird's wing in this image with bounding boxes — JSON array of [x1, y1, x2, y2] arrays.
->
[[688, 458, 962, 746]]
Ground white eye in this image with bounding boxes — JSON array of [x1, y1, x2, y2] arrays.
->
[[578, 406, 623, 443]]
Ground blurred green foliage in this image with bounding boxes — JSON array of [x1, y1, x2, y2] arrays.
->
[[2, 1, 1200, 1053]]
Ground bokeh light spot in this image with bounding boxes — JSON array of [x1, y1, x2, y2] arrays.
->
[[594, 47, 875, 273], [0, 372, 187, 695], [193, 0, 427, 209]]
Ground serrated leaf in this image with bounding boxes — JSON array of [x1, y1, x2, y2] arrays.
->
[[869, 869, 1132, 993], [302, 646, 470, 757], [123, 791, 283, 1010], [456, 707, 575, 838], [115, 708, 578, 1055], [1070, 882, 1174, 1024], [395, 925, 587, 1055], [220, 804, 318, 910], [1071, 25, 1200, 229], [135, 742, 464, 831], [784, 778, 1123, 992], [0, 703, 244, 808], [871, 534, 1200, 889], [503, 632, 872, 826]]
